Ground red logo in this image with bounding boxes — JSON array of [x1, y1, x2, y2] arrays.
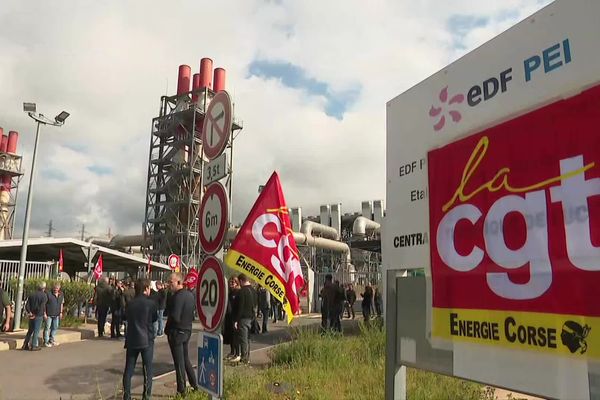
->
[[429, 86, 464, 132], [428, 84, 600, 317]]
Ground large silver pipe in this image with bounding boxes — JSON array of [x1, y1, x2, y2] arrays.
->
[[108, 234, 149, 248], [226, 225, 350, 262], [352, 216, 381, 237], [300, 220, 338, 240]]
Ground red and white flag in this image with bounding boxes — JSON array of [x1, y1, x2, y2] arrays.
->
[[58, 249, 64, 272], [93, 255, 104, 281], [184, 268, 199, 290], [224, 172, 305, 323]]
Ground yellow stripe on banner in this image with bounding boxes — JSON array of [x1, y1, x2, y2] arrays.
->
[[224, 249, 295, 323], [432, 308, 600, 359]]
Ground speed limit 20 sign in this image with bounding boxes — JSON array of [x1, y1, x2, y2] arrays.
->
[[196, 256, 227, 332]]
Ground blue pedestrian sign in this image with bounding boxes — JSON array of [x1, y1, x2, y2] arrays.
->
[[197, 332, 223, 398]]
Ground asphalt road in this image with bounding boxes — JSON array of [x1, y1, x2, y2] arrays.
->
[[0, 318, 315, 400]]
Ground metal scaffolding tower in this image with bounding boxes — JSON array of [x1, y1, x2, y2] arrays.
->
[[0, 151, 23, 240], [143, 88, 241, 269]]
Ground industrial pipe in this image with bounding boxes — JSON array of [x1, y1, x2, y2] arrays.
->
[[300, 220, 339, 240], [7, 131, 18, 153], [199, 58, 213, 89], [192, 73, 201, 103], [352, 216, 381, 237], [213, 68, 226, 92], [177, 65, 191, 96]]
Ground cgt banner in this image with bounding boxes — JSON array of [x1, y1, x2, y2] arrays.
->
[[224, 171, 305, 323], [429, 84, 600, 359]]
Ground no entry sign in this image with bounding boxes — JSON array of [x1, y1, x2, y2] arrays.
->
[[202, 91, 232, 160], [168, 254, 181, 271], [199, 182, 229, 255], [196, 256, 227, 332]]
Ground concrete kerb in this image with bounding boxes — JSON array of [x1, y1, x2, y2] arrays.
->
[[0, 324, 99, 351]]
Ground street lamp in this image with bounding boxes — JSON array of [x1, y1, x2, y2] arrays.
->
[[13, 103, 69, 330]]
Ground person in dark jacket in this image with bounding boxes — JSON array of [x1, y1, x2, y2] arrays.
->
[[319, 274, 336, 332], [345, 284, 357, 319], [233, 274, 255, 364], [122, 278, 157, 400], [94, 277, 113, 337], [361, 285, 374, 325], [332, 280, 345, 332], [155, 281, 167, 337], [111, 281, 124, 339], [23, 281, 48, 350], [224, 276, 240, 359], [121, 281, 135, 336], [374, 286, 383, 317], [257, 286, 271, 334], [44, 282, 64, 347], [166, 272, 199, 394]]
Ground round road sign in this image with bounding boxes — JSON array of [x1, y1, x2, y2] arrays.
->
[[201, 91, 232, 160], [199, 182, 229, 254], [196, 256, 227, 332], [168, 254, 181, 271]]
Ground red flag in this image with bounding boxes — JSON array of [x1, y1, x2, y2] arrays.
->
[[183, 268, 199, 290], [58, 249, 64, 272], [147, 256, 152, 275], [93, 255, 103, 281], [224, 172, 305, 323]]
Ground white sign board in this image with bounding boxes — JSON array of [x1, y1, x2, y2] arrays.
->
[[384, 0, 600, 270], [203, 152, 227, 186], [384, 1, 600, 399]]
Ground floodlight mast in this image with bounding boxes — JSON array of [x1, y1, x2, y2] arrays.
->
[[13, 103, 69, 331]]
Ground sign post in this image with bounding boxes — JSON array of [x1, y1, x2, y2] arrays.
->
[[198, 90, 232, 399]]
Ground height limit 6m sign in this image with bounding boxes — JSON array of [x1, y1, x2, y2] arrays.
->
[[199, 182, 229, 255]]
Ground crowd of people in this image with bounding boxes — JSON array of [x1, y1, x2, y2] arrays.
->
[[222, 274, 282, 364], [319, 274, 382, 333]]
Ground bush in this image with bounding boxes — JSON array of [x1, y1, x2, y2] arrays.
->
[[9, 278, 94, 316]]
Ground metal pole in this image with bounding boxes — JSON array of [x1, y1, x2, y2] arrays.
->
[[13, 120, 42, 330]]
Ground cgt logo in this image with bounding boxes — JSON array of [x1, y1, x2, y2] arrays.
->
[[251, 208, 303, 296], [428, 83, 600, 319]]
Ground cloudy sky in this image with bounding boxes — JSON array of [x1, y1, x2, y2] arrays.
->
[[0, 0, 551, 239]]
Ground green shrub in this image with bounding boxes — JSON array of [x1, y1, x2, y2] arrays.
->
[[9, 278, 94, 316]]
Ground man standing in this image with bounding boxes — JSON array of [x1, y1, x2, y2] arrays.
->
[[94, 277, 113, 337], [257, 286, 270, 334], [345, 284, 356, 319], [44, 282, 64, 347], [155, 281, 167, 337], [320, 274, 335, 332], [121, 281, 135, 336], [111, 281, 124, 339], [166, 272, 198, 394], [233, 274, 255, 364], [23, 281, 47, 351], [122, 279, 157, 400], [0, 280, 11, 332]]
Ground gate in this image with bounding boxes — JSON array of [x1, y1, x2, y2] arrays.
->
[[0, 260, 52, 302]]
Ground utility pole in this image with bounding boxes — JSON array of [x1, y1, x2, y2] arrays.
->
[[47, 220, 54, 237]]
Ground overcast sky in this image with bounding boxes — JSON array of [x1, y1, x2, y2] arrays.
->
[[0, 0, 551, 239]]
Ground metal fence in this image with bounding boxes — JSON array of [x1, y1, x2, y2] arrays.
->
[[0, 260, 52, 302]]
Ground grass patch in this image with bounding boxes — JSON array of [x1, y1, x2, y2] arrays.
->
[[181, 323, 493, 400]]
